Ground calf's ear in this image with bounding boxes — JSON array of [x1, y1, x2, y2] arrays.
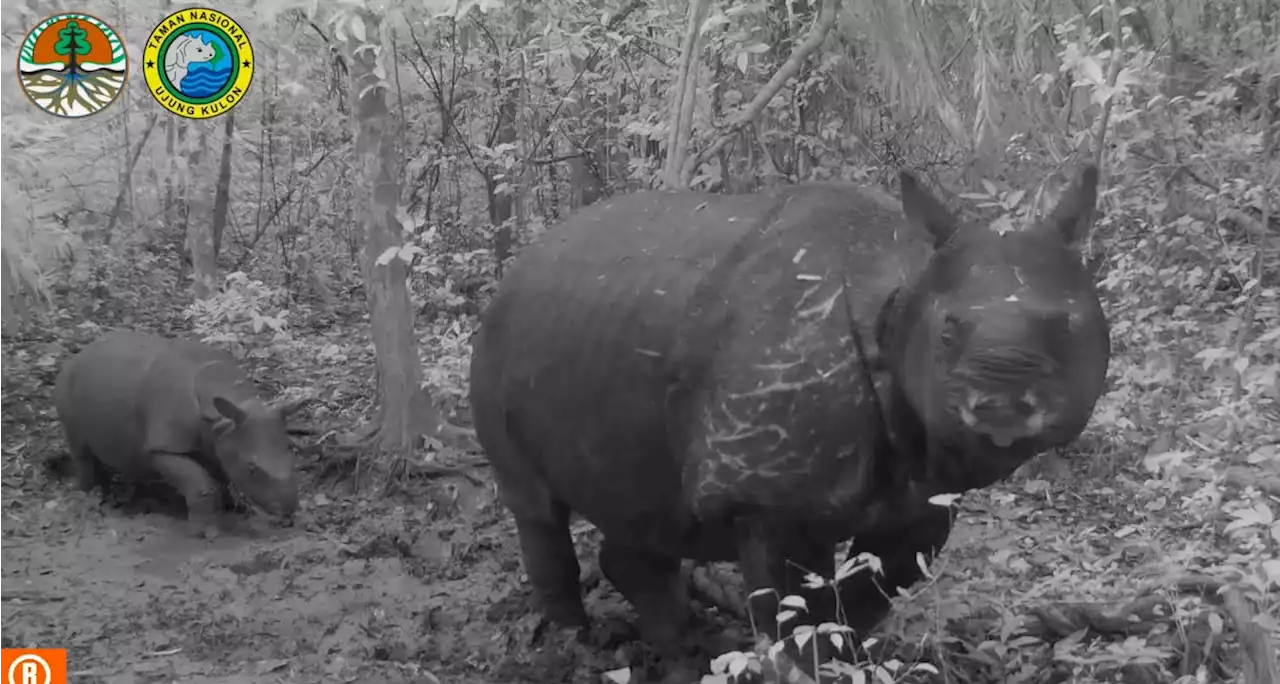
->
[[203, 396, 245, 436]]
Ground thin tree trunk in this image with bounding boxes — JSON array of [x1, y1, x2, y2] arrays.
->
[[546, 0, 643, 209], [662, 0, 712, 188], [486, 7, 529, 277], [348, 9, 431, 453], [679, 0, 840, 188], [183, 125, 212, 295], [186, 120, 218, 300], [104, 112, 160, 245], [210, 113, 235, 260]]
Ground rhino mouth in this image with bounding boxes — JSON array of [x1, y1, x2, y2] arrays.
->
[[229, 488, 298, 523], [956, 388, 1050, 448], [250, 499, 298, 521]]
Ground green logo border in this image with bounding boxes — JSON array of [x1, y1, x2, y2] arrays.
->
[[155, 23, 241, 106]]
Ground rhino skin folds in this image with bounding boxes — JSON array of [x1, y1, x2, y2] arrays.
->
[[469, 165, 1110, 651]]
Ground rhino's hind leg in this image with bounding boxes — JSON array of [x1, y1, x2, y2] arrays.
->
[[599, 539, 689, 653], [151, 453, 223, 539], [69, 442, 110, 494], [510, 499, 590, 629]]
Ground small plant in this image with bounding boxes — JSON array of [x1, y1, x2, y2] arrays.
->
[[183, 271, 293, 354], [701, 495, 962, 683]]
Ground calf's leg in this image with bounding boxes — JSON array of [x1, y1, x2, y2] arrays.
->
[[152, 453, 223, 539]]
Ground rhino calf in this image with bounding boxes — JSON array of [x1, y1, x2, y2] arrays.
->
[[54, 330, 304, 538]]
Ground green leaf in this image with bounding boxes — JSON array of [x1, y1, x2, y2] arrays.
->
[[375, 246, 399, 266], [53, 20, 92, 57]]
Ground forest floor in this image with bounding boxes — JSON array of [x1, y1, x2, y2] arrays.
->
[[0, 437, 1044, 684], [2, 320, 1275, 684]]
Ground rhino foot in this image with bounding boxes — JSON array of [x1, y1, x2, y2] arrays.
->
[[188, 517, 221, 540], [71, 447, 109, 493], [152, 452, 225, 540], [511, 511, 591, 630]]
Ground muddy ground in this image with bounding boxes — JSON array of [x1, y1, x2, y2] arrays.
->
[[0, 329, 1157, 684], [1, 432, 1033, 684]]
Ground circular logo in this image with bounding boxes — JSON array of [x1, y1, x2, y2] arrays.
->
[[143, 8, 254, 119], [16, 13, 128, 118], [6, 654, 52, 684]]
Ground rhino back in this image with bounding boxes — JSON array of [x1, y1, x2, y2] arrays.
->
[[667, 183, 935, 529], [167, 339, 265, 414], [55, 331, 203, 474], [471, 190, 780, 538]]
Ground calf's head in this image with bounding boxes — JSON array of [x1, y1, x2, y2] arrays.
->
[[205, 395, 306, 518], [883, 165, 1110, 484]]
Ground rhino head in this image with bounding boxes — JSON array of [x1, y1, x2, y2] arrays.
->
[[882, 164, 1111, 490], [205, 395, 307, 518]]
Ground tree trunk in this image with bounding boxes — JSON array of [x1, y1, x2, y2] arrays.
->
[[176, 121, 192, 264], [103, 113, 159, 246], [661, 0, 712, 189], [678, 0, 840, 188], [164, 118, 177, 232], [347, 9, 431, 454], [185, 120, 218, 300], [186, 221, 219, 298], [184, 122, 216, 298], [487, 60, 518, 278], [210, 112, 235, 260], [559, 0, 645, 209]]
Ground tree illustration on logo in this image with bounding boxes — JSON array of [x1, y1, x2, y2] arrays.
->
[[54, 20, 92, 80], [18, 14, 129, 118]]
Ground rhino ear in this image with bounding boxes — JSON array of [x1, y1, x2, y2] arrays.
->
[[1039, 164, 1099, 247], [211, 396, 248, 426], [899, 171, 960, 247]]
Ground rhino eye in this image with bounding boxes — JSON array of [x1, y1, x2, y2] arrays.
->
[[940, 314, 971, 347], [1039, 311, 1074, 359], [1042, 311, 1070, 335], [1035, 311, 1070, 345]]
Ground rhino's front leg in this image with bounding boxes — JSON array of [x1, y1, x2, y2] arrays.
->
[[735, 519, 837, 642], [836, 503, 954, 639], [152, 452, 224, 539]]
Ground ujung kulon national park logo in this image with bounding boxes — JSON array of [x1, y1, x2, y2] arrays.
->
[[143, 7, 254, 120], [17, 13, 128, 118]]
